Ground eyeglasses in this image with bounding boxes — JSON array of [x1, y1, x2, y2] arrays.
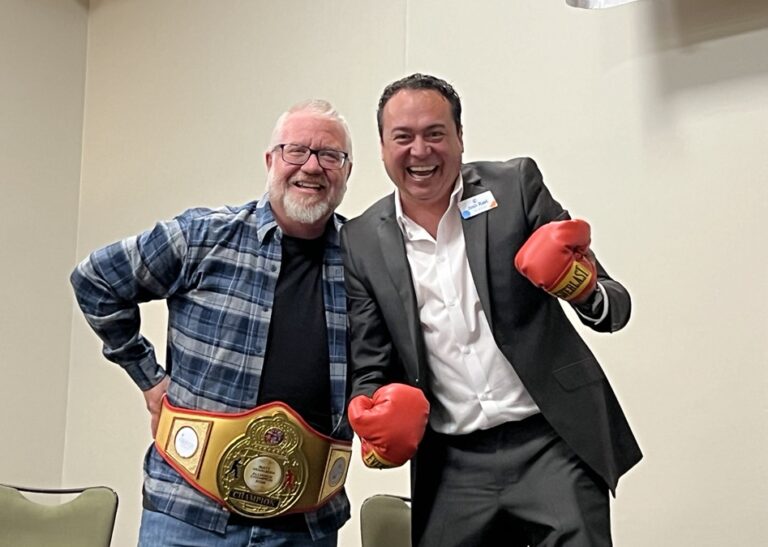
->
[[275, 143, 349, 170]]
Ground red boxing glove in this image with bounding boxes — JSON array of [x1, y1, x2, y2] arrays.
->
[[348, 383, 429, 469], [514, 219, 597, 303]]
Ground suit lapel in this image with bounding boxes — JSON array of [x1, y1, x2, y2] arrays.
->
[[460, 166, 493, 330], [377, 215, 415, 308], [374, 173, 495, 368], [377, 208, 425, 369]]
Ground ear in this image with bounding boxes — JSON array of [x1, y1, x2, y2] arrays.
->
[[265, 149, 274, 170], [458, 127, 464, 153]]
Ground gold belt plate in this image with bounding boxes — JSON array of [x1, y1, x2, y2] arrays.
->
[[155, 398, 351, 518]]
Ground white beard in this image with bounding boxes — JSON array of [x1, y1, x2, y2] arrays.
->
[[267, 169, 346, 226], [281, 193, 333, 225]]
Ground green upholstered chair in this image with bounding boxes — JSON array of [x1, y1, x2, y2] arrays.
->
[[360, 494, 411, 547], [0, 484, 118, 547]]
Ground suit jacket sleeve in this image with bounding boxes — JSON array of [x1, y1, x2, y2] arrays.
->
[[513, 157, 631, 334], [571, 263, 631, 333], [341, 221, 407, 399]]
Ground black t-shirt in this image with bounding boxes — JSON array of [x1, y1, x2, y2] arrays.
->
[[257, 233, 332, 436]]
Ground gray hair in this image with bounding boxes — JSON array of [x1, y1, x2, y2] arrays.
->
[[268, 99, 353, 163]]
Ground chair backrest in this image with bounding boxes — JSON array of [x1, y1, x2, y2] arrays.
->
[[360, 494, 411, 547], [0, 484, 118, 547]]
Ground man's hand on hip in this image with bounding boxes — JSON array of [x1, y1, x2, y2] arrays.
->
[[143, 375, 170, 438]]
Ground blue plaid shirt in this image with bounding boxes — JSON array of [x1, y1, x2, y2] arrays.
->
[[70, 196, 352, 536]]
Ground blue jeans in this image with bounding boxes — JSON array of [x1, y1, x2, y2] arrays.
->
[[138, 509, 338, 547]]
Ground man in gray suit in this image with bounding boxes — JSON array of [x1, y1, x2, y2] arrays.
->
[[341, 74, 641, 547]]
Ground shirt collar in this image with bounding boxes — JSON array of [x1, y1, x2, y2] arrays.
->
[[255, 193, 344, 247], [394, 173, 464, 235]]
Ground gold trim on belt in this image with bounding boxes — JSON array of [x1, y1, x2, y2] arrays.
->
[[154, 397, 351, 518]]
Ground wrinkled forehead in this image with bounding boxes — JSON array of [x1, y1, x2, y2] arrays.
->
[[278, 112, 349, 150]]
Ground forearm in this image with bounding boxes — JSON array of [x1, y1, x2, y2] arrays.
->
[[346, 291, 397, 397], [342, 236, 399, 398], [70, 220, 186, 388], [596, 277, 631, 332], [71, 249, 165, 388], [572, 262, 631, 333]]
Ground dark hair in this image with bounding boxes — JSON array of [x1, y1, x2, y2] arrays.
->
[[376, 73, 462, 139]]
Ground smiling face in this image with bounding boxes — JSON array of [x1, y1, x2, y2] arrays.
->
[[379, 89, 464, 218], [265, 110, 351, 238]]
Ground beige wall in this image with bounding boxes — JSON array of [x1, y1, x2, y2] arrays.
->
[[2, 0, 767, 545], [0, 0, 88, 486]]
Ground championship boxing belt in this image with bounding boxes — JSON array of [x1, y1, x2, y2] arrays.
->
[[154, 397, 352, 518]]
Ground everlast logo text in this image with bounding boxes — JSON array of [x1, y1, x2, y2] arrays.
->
[[553, 263, 591, 300], [363, 451, 388, 469]]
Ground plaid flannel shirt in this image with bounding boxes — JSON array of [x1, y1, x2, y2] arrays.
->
[[70, 196, 351, 535]]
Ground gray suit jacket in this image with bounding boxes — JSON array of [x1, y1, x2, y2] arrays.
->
[[341, 157, 641, 493]]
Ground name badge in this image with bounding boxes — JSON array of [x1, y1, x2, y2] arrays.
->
[[458, 191, 497, 219]]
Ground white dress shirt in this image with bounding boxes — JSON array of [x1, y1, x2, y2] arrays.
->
[[395, 176, 540, 435]]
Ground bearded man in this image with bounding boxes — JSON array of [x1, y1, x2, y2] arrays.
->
[[71, 99, 355, 546]]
